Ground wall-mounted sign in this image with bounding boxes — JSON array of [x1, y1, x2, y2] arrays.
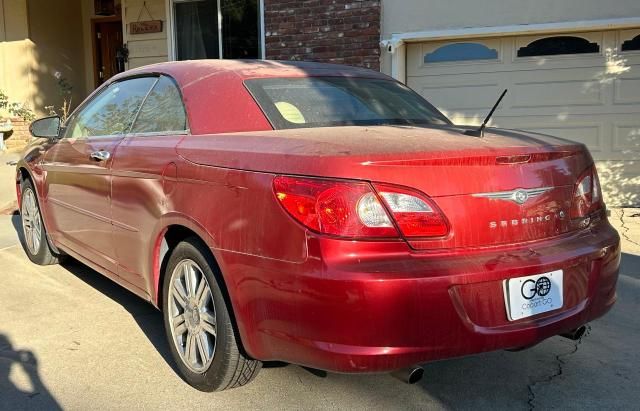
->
[[129, 20, 163, 35]]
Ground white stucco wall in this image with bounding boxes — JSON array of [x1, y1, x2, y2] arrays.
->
[[0, 0, 34, 113], [382, 0, 640, 38], [1, 0, 87, 115]]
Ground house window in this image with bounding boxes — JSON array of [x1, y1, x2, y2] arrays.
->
[[172, 0, 260, 60], [517, 36, 599, 57], [424, 43, 498, 63], [621, 35, 640, 52]]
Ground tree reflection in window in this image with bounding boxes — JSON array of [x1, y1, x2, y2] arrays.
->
[[131, 76, 187, 133], [517, 36, 599, 57], [424, 43, 498, 63], [67, 77, 157, 138], [621, 35, 640, 52]]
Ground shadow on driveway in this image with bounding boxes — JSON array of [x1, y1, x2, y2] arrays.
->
[[0, 334, 62, 410], [9, 214, 179, 377]]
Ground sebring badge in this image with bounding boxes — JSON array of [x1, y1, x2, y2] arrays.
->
[[472, 187, 552, 205], [489, 210, 566, 229]]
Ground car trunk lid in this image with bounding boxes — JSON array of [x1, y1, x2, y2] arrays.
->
[[177, 125, 593, 248]]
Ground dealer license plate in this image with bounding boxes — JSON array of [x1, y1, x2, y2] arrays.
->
[[503, 270, 563, 321]]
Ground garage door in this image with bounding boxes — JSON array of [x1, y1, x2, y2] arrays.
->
[[407, 29, 640, 206]]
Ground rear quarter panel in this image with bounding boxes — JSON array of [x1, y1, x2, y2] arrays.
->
[[172, 158, 309, 355], [174, 159, 308, 263]]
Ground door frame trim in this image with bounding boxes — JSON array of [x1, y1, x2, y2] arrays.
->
[[91, 15, 124, 88]]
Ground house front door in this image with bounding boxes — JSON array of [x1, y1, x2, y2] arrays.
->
[[94, 20, 125, 87]]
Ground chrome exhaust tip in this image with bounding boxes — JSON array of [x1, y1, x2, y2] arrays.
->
[[560, 325, 587, 341], [391, 366, 424, 384]]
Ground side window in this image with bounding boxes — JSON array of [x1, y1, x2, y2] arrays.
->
[[130, 76, 187, 134], [65, 77, 158, 139]]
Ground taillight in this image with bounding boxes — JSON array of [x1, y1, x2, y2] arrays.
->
[[273, 176, 449, 239], [273, 176, 398, 238], [570, 166, 603, 219], [374, 184, 449, 237]]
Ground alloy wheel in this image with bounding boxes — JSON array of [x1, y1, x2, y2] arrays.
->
[[21, 188, 42, 255], [168, 259, 217, 373]]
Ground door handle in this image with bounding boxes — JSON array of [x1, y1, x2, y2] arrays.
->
[[90, 150, 111, 162]]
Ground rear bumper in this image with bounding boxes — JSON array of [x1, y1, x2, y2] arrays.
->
[[220, 220, 620, 373]]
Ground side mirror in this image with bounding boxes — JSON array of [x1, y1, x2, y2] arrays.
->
[[30, 116, 61, 139]]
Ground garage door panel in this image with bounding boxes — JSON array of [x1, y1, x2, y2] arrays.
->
[[431, 103, 640, 125], [407, 32, 640, 160], [614, 77, 640, 104], [514, 125, 602, 153], [407, 43, 612, 77], [419, 83, 500, 111], [410, 61, 610, 78], [411, 62, 612, 79], [613, 125, 640, 155], [492, 119, 604, 154], [512, 79, 603, 108], [595, 160, 640, 207], [406, 30, 639, 205], [495, 116, 639, 161]]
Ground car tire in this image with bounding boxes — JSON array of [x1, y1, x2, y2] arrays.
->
[[19, 179, 63, 266], [162, 237, 262, 392]]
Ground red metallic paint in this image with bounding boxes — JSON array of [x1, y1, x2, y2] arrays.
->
[[42, 136, 122, 273], [17, 61, 620, 374]]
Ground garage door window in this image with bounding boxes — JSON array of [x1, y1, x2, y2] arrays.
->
[[424, 42, 498, 63], [621, 35, 640, 52], [517, 36, 600, 57]]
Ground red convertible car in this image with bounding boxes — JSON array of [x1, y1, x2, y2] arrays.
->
[[17, 60, 620, 391]]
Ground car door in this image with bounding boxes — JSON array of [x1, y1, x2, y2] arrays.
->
[[110, 75, 189, 293], [42, 76, 158, 274]]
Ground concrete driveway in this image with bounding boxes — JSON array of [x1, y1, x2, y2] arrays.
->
[[0, 169, 639, 409]]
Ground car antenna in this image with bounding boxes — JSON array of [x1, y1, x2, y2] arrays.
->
[[464, 89, 508, 137]]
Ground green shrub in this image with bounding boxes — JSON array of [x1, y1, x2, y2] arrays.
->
[[0, 89, 36, 122]]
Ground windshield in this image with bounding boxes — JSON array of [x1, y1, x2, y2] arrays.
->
[[245, 77, 452, 130]]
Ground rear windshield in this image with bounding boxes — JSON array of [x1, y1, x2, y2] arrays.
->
[[245, 77, 451, 129]]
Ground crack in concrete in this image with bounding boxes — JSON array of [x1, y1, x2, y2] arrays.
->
[[618, 209, 640, 247], [526, 325, 591, 410]]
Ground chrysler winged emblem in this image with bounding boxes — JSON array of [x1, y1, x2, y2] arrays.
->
[[472, 187, 552, 205]]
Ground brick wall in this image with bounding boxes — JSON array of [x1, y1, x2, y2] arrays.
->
[[1, 118, 31, 151], [264, 0, 381, 70]]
